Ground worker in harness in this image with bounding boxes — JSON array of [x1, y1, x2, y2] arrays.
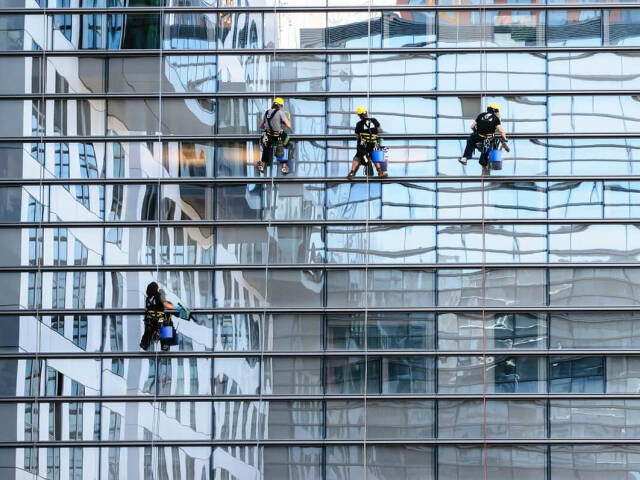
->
[[140, 281, 191, 351], [347, 106, 388, 180], [257, 97, 292, 175], [459, 102, 509, 168]]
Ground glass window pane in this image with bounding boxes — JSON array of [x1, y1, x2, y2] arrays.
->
[[606, 10, 640, 46], [549, 96, 640, 133], [438, 400, 546, 439], [547, 9, 601, 46], [438, 269, 546, 307], [548, 53, 640, 90], [549, 356, 604, 393], [548, 181, 603, 219], [108, 57, 159, 93], [327, 225, 436, 264], [366, 400, 434, 440], [551, 312, 640, 349], [215, 269, 266, 308], [327, 12, 380, 48], [162, 98, 216, 136], [438, 356, 546, 394], [216, 184, 264, 221], [549, 224, 640, 263], [163, 54, 216, 94], [263, 446, 322, 480], [107, 14, 161, 50], [438, 224, 547, 263], [551, 445, 640, 480], [263, 314, 322, 352], [438, 11, 544, 47], [551, 399, 640, 439], [326, 269, 436, 308], [213, 357, 260, 395], [550, 268, 640, 306], [218, 12, 273, 49], [161, 184, 214, 220], [606, 357, 640, 394], [163, 13, 216, 49], [438, 53, 546, 91], [107, 99, 159, 136], [438, 313, 547, 350], [105, 184, 158, 222], [381, 11, 435, 48], [214, 400, 261, 440], [367, 356, 434, 394], [0, 15, 46, 51], [102, 402, 211, 441], [326, 445, 364, 480], [367, 445, 434, 480], [439, 446, 546, 480], [262, 401, 323, 440], [548, 138, 640, 176], [367, 313, 434, 350], [326, 400, 364, 440], [262, 357, 323, 395], [267, 269, 324, 308], [214, 314, 260, 351], [605, 181, 640, 218]]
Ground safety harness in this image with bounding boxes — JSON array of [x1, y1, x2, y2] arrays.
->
[[264, 109, 283, 138], [144, 294, 166, 324], [359, 118, 379, 145]]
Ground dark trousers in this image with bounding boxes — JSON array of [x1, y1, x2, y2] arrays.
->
[[354, 142, 376, 164], [261, 133, 287, 164], [140, 318, 173, 351], [140, 320, 157, 351], [463, 132, 482, 159], [463, 132, 490, 166]]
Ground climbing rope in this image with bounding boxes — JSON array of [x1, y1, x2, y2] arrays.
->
[[362, 1, 373, 477], [479, 1, 489, 479], [256, 2, 280, 472]]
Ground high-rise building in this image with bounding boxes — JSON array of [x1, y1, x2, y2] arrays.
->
[[1, 1, 640, 479]]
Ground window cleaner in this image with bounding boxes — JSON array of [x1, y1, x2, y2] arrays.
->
[[459, 102, 510, 172], [347, 106, 389, 180], [257, 97, 292, 175], [140, 281, 192, 352]]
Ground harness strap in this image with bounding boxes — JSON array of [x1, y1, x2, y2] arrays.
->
[[264, 109, 283, 136]]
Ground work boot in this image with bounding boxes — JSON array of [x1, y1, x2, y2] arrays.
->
[[256, 161, 265, 172], [281, 163, 290, 175], [347, 170, 356, 181], [377, 169, 388, 178], [458, 157, 468, 165]]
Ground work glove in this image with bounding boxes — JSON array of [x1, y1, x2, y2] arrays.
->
[[175, 303, 191, 320]]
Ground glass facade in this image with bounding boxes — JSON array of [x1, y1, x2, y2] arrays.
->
[[1, 1, 640, 479]]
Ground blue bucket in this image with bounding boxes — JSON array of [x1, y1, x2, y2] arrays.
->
[[160, 325, 173, 339], [371, 149, 385, 164], [276, 147, 289, 163], [489, 149, 502, 170]]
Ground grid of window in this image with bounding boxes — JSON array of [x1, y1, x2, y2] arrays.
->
[[1, 1, 640, 479]]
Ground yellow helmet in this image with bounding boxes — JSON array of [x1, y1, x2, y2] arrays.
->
[[356, 106, 368, 115], [273, 97, 284, 106], [488, 102, 500, 112]]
